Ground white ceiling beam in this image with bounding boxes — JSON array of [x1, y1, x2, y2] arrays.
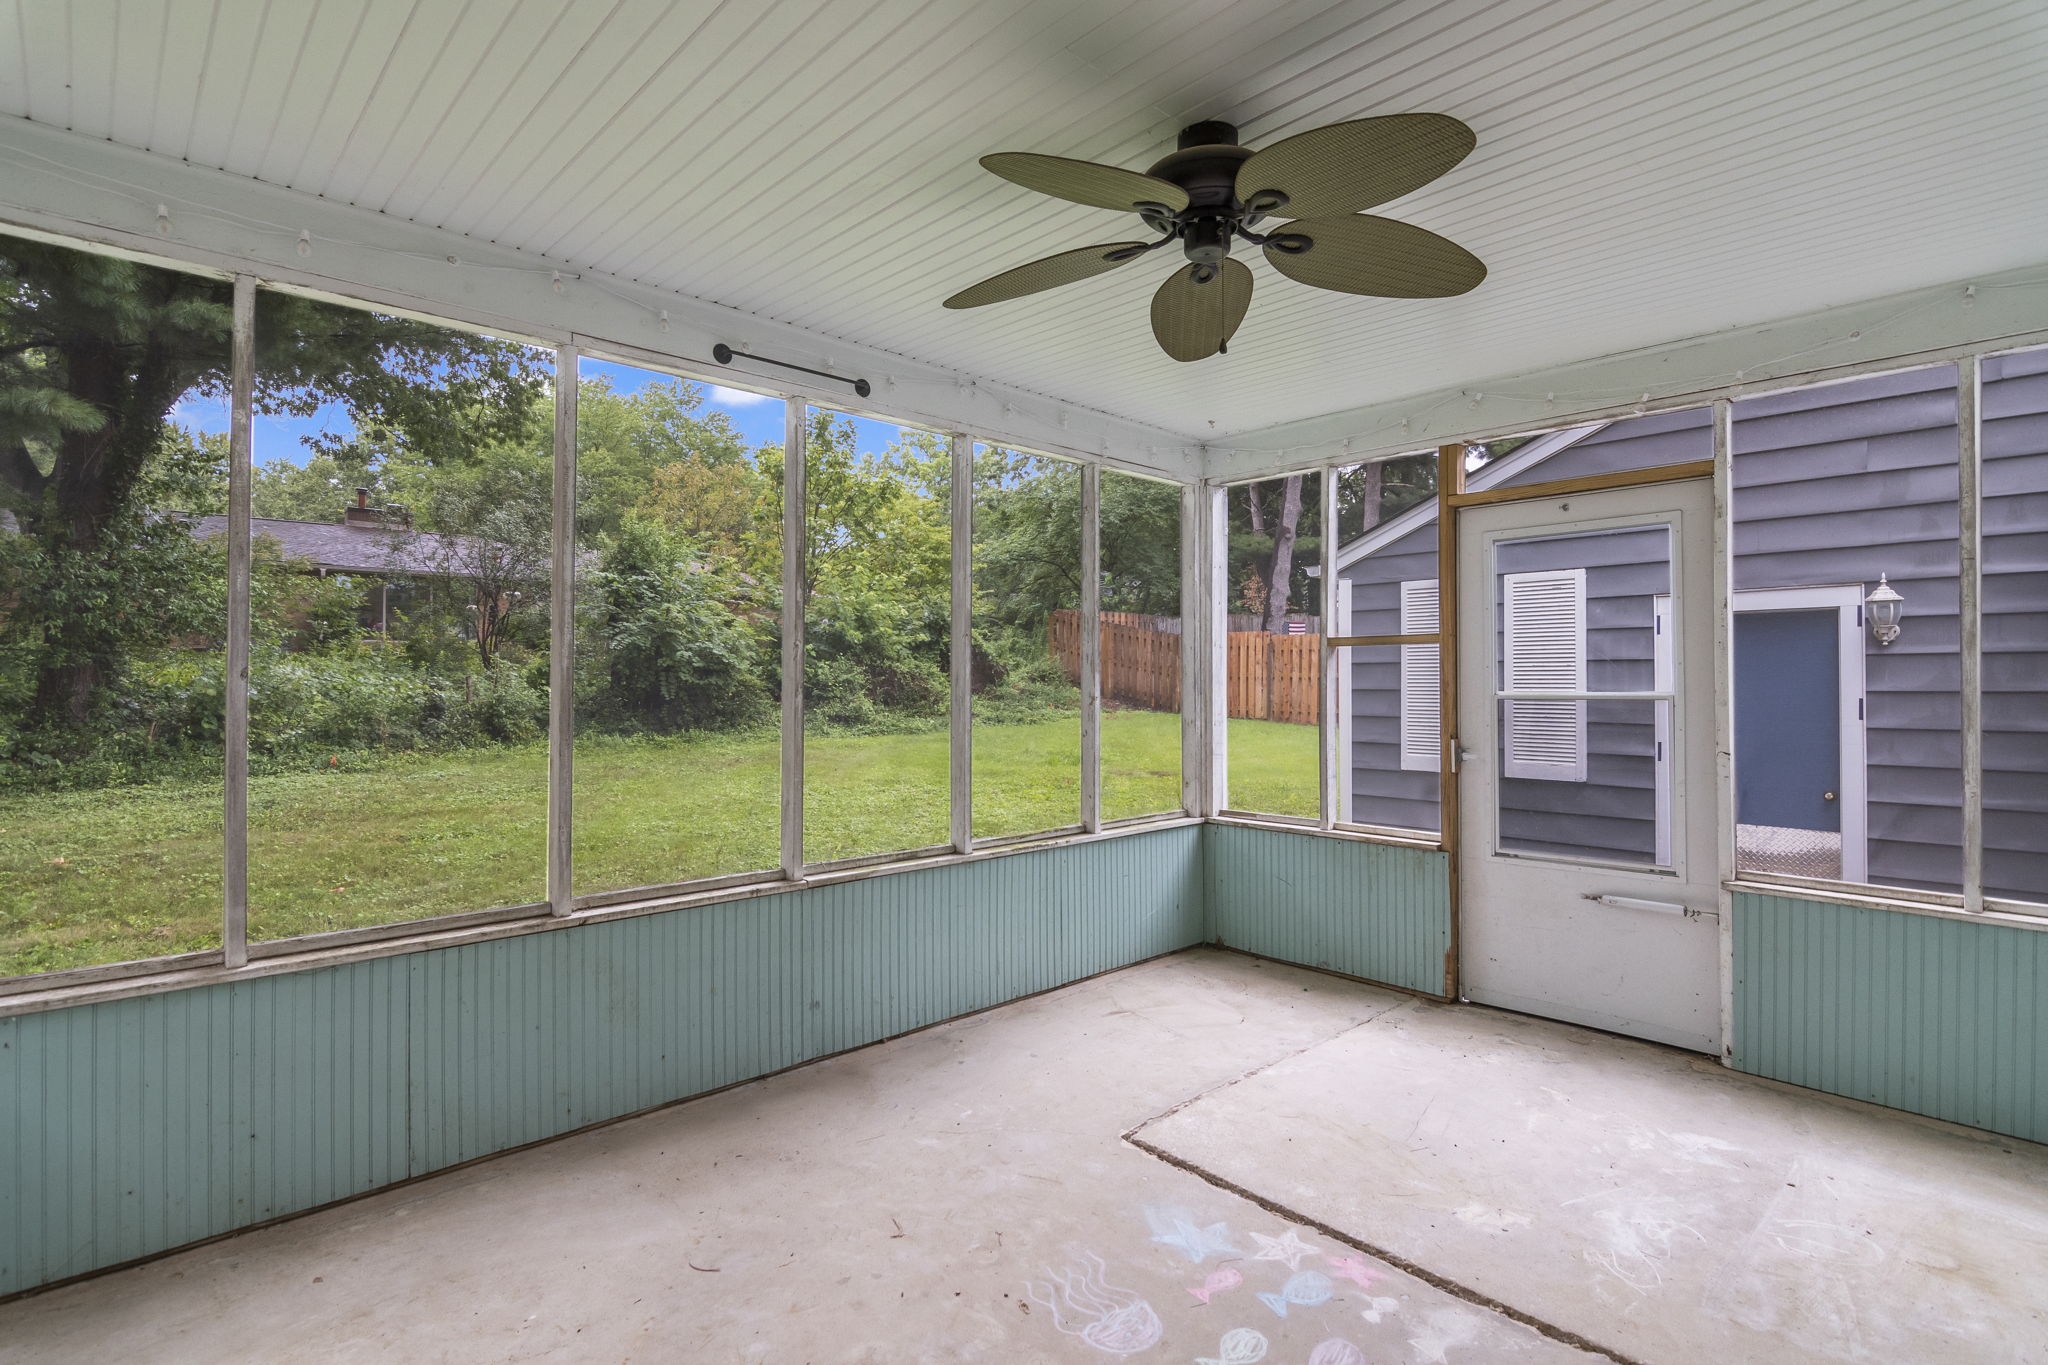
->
[[0, 117, 1202, 480], [1204, 259, 2048, 482]]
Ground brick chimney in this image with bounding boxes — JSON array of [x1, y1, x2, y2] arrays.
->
[[345, 487, 389, 529]]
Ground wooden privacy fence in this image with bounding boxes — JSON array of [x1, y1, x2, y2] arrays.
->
[[1048, 610, 1318, 724]]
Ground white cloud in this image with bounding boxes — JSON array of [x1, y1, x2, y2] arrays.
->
[[706, 384, 774, 408]]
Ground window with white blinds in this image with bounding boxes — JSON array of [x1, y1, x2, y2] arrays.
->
[[1501, 567, 1588, 782], [1398, 579, 1441, 772]]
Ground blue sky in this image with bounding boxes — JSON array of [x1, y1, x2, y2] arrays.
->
[[173, 358, 905, 465]]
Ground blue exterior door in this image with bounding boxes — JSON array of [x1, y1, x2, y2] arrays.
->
[[1735, 609, 1840, 832]]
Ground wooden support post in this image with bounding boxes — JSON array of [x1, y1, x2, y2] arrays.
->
[[1437, 443, 1466, 999]]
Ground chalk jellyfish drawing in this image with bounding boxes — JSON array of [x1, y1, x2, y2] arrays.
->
[[1307, 1339, 1368, 1365], [1024, 1248, 1163, 1358], [1324, 1255, 1381, 1290], [1195, 1327, 1269, 1365], [1188, 1264, 1244, 1304], [1248, 1228, 1320, 1271], [1257, 1269, 1334, 1318], [1144, 1205, 1244, 1263]]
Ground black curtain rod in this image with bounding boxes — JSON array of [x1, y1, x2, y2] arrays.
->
[[712, 343, 871, 399]]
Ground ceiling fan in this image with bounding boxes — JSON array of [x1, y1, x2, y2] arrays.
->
[[943, 116, 1485, 362]]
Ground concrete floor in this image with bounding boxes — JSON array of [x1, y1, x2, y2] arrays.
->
[[3, 950, 2044, 1364]]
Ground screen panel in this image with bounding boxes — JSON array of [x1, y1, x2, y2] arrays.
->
[[246, 291, 555, 942], [0, 238, 233, 976]]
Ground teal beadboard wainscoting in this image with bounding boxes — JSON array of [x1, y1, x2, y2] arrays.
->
[[1203, 824, 1451, 996], [1, 826, 1202, 1297], [1732, 890, 2048, 1146]]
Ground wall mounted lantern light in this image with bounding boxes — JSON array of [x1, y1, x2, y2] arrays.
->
[[1865, 574, 1904, 646]]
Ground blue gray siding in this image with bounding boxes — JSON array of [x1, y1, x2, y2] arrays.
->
[[1982, 348, 2048, 902], [1341, 366, 2045, 899], [1732, 365, 1964, 893], [1342, 409, 1706, 849]]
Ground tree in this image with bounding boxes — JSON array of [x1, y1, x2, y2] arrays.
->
[[1227, 476, 1322, 633], [413, 449, 552, 670], [0, 238, 548, 738], [582, 515, 764, 731]]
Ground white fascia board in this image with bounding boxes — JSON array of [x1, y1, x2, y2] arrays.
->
[[0, 118, 1200, 481], [1329, 422, 1604, 571], [1204, 260, 2048, 484]]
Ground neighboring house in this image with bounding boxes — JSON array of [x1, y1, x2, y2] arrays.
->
[[1335, 354, 2048, 902], [190, 490, 501, 634]]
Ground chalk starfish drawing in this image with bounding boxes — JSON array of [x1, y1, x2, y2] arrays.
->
[[1024, 1248, 1163, 1358], [1248, 1228, 1319, 1271], [1357, 1295, 1401, 1324], [1257, 1269, 1334, 1318], [1323, 1255, 1381, 1290], [1145, 1205, 1244, 1263], [1187, 1264, 1243, 1304], [1308, 1339, 1368, 1365], [1196, 1327, 1269, 1365]]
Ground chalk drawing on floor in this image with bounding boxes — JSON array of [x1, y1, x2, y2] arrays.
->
[[1247, 1228, 1320, 1270], [1324, 1254, 1381, 1290], [1307, 1338, 1368, 1365], [1196, 1326, 1269, 1365], [1257, 1269, 1334, 1317], [1024, 1247, 1164, 1357], [1145, 1205, 1247, 1263], [1187, 1264, 1244, 1304], [1357, 1294, 1401, 1323]]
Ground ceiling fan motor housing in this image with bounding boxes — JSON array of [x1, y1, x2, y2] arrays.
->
[[1148, 123, 1256, 265]]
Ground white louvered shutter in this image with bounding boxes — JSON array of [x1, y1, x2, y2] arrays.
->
[[1501, 568, 1587, 781], [1398, 580, 1440, 772]]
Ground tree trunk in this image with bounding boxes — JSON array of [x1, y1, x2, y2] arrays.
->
[[1262, 474, 1304, 635], [21, 337, 188, 729], [1357, 462, 1383, 537]]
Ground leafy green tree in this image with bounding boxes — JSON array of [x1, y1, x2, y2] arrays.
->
[[575, 375, 758, 538], [0, 238, 547, 739]]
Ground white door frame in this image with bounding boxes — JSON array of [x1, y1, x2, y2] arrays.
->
[[1726, 585, 1869, 883], [1458, 479, 1722, 1053]]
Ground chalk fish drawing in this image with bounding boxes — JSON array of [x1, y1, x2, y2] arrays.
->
[[1357, 1295, 1400, 1324], [1307, 1339, 1368, 1365], [1187, 1264, 1244, 1304], [1407, 1307, 1482, 1365], [1024, 1247, 1163, 1358], [1195, 1327, 1269, 1365], [1323, 1255, 1380, 1290], [1247, 1228, 1319, 1271], [1256, 1269, 1334, 1318], [1144, 1205, 1244, 1263]]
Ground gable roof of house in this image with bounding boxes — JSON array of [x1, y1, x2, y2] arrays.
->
[[1332, 423, 1607, 570]]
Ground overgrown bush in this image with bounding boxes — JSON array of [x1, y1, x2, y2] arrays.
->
[[803, 581, 946, 731], [578, 516, 768, 733]]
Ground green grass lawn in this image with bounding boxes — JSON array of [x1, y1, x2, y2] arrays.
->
[[2, 711, 1314, 977]]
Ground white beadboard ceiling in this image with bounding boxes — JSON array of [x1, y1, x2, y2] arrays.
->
[[3, 0, 2044, 440]]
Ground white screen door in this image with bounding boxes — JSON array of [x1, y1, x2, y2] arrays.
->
[[1457, 479, 1719, 1053]]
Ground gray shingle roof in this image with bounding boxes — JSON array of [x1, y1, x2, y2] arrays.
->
[[188, 515, 482, 577]]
